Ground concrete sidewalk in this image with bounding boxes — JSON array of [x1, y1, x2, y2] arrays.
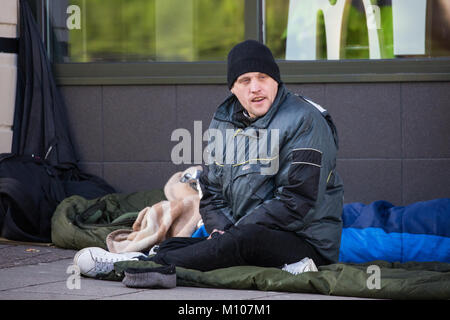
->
[[0, 242, 370, 300]]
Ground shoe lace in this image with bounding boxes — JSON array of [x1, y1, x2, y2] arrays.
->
[[93, 256, 121, 274]]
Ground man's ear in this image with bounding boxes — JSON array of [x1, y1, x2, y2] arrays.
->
[[230, 86, 235, 95]]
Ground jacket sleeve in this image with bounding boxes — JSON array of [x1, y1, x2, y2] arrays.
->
[[238, 112, 331, 232], [198, 164, 234, 233]]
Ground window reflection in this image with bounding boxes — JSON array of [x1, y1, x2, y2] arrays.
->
[[266, 0, 450, 60], [49, 0, 244, 62]]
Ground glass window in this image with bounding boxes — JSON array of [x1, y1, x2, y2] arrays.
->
[[49, 0, 245, 62], [265, 0, 450, 60]]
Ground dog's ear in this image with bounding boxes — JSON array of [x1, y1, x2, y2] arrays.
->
[[164, 171, 198, 201], [181, 165, 203, 180]]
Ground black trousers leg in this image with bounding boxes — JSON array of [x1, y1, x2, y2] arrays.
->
[[151, 224, 328, 271]]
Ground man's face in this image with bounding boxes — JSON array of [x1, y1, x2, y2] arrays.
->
[[230, 72, 278, 119]]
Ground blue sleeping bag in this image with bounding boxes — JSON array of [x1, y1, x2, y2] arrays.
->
[[192, 198, 450, 264], [339, 198, 450, 263]]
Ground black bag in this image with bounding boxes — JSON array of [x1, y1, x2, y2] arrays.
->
[[0, 153, 115, 242], [2, 2, 117, 243]]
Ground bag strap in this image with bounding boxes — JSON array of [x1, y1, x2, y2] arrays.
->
[[74, 200, 107, 228], [74, 200, 137, 229]]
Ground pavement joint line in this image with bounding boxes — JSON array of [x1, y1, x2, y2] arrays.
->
[[0, 279, 67, 293], [0, 278, 146, 298], [7, 283, 131, 298], [89, 289, 151, 300], [0, 271, 150, 298], [246, 292, 294, 300]]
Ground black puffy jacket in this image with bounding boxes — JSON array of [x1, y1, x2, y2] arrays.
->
[[199, 84, 344, 263]]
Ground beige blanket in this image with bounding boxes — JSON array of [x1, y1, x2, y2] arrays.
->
[[106, 166, 202, 253]]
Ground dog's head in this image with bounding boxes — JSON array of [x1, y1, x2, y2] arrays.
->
[[164, 166, 203, 201]]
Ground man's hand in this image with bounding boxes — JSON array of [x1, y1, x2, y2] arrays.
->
[[207, 229, 225, 239]]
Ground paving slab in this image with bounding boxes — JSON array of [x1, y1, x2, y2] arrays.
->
[[0, 260, 70, 291], [0, 241, 76, 269], [97, 286, 283, 300], [0, 290, 100, 300], [0, 244, 373, 300]]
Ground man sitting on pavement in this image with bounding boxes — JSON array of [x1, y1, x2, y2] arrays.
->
[[74, 39, 344, 279]]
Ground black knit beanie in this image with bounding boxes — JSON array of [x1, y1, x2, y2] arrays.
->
[[227, 40, 281, 89]]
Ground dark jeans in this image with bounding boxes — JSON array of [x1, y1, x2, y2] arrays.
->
[[150, 224, 329, 271]]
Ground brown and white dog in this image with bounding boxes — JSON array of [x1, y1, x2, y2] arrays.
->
[[106, 166, 203, 253]]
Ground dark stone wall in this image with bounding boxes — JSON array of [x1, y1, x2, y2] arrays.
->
[[60, 81, 450, 205]]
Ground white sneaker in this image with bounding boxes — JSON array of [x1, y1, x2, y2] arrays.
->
[[282, 257, 318, 275], [73, 247, 146, 278]]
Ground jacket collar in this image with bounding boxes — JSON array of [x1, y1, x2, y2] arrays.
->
[[213, 84, 288, 129]]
